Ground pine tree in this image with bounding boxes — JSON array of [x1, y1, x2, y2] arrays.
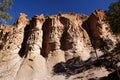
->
[[0, 0, 12, 24], [106, 0, 120, 34]]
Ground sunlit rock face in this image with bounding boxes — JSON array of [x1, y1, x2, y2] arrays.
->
[[61, 13, 92, 61], [15, 15, 47, 80], [0, 10, 119, 80], [42, 14, 92, 73], [83, 10, 118, 56], [0, 13, 28, 80], [42, 15, 66, 73], [42, 13, 92, 63]]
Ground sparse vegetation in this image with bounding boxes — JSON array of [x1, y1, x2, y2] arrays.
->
[[106, 0, 120, 34], [0, 0, 12, 24]]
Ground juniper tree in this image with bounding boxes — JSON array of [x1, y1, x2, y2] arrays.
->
[[106, 0, 120, 34], [0, 0, 12, 24]]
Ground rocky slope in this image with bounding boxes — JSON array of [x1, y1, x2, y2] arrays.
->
[[0, 10, 119, 80]]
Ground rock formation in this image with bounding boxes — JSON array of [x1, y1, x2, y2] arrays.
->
[[0, 10, 119, 80], [83, 10, 118, 56], [0, 13, 28, 80], [15, 14, 47, 80]]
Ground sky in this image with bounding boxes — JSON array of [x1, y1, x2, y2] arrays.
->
[[7, 0, 116, 24]]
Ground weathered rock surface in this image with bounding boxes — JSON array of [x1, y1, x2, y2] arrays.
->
[[83, 10, 118, 56], [0, 10, 119, 80], [0, 13, 28, 79], [15, 14, 47, 80]]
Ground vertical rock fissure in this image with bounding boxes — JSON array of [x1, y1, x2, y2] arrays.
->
[[18, 24, 31, 57], [60, 17, 72, 51], [41, 17, 52, 57]]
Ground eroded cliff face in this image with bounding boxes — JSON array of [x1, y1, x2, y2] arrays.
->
[[42, 13, 92, 73], [83, 10, 118, 56], [0, 10, 119, 80], [0, 13, 28, 80]]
